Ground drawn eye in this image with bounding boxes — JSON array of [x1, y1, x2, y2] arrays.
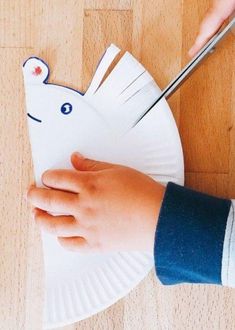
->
[[61, 103, 73, 115]]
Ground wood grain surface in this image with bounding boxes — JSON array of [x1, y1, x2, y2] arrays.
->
[[0, 1, 234, 329]]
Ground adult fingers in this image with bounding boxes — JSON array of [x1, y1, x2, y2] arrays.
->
[[33, 208, 86, 237], [188, 9, 224, 57], [27, 186, 79, 215]]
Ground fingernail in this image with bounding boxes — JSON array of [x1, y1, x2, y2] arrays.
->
[[24, 189, 30, 201], [73, 152, 84, 159], [25, 184, 34, 201], [188, 50, 193, 57]]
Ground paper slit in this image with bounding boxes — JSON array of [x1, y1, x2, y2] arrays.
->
[[85, 44, 121, 96]]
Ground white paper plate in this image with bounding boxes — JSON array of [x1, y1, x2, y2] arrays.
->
[[22, 44, 184, 329]]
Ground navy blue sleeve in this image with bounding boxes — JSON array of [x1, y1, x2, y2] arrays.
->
[[154, 182, 231, 285]]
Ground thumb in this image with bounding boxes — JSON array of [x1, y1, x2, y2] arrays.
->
[[188, 6, 224, 57], [71, 152, 117, 171]]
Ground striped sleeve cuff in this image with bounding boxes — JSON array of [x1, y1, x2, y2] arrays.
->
[[154, 182, 231, 285]]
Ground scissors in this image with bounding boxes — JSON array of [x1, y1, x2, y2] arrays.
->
[[132, 17, 235, 127]]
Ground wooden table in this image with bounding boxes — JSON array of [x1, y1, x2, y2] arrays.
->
[[0, 1, 234, 329]]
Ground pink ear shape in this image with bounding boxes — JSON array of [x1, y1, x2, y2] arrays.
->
[[32, 66, 43, 76], [22, 57, 49, 84]]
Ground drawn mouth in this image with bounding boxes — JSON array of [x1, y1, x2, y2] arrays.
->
[[27, 113, 42, 123]]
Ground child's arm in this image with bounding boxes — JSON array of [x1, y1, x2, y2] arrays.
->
[[154, 182, 234, 287], [27, 152, 235, 287]]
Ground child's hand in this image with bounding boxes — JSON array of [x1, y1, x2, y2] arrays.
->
[[188, 0, 235, 57], [27, 152, 165, 254]]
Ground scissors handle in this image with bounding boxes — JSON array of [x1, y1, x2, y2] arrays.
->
[[133, 17, 235, 127]]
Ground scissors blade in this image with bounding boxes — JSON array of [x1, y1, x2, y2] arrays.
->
[[132, 17, 235, 128]]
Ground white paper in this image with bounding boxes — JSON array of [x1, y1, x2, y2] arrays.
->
[[22, 43, 184, 328]]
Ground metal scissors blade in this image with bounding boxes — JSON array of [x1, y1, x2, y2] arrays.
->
[[132, 17, 235, 127]]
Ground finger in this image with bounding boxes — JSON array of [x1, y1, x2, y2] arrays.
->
[[33, 208, 85, 237], [27, 186, 78, 215], [188, 10, 224, 57], [71, 152, 117, 172], [42, 169, 83, 193], [57, 236, 92, 253]]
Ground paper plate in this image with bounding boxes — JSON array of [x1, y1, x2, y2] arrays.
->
[[22, 44, 184, 329]]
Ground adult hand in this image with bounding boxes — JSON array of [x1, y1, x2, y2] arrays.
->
[[188, 0, 235, 57]]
